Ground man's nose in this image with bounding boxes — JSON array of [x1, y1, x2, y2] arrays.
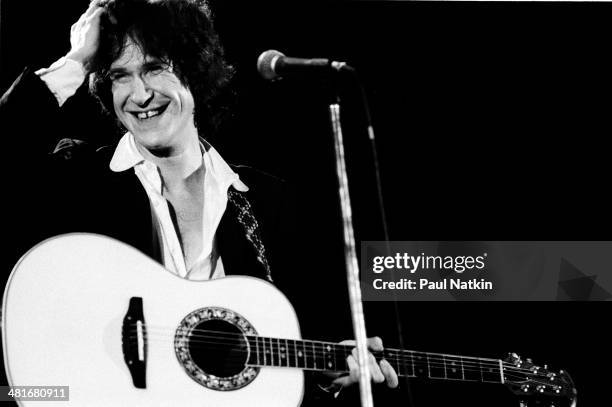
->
[[129, 76, 154, 106]]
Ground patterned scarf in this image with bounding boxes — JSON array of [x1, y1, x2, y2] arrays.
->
[[227, 189, 273, 283]]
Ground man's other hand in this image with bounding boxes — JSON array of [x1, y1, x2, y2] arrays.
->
[[325, 336, 399, 392], [65, 1, 105, 69]]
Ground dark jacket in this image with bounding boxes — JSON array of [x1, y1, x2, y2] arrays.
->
[[0, 68, 293, 282], [0, 68, 340, 406]]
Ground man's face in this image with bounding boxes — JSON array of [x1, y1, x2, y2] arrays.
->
[[110, 39, 196, 155]]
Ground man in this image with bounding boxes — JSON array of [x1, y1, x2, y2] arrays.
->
[[0, 0, 397, 404]]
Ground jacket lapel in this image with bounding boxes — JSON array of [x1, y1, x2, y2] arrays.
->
[[98, 168, 160, 263], [218, 189, 273, 282]]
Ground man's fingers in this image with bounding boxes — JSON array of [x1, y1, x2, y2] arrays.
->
[[335, 337, 399, 389], [332, 375, 351, 388], [332, 374, 352, 388], [340, 336, 383, 351], [350, 349, 384, 384], [84, 1, 101, 17], [367, 336, 384, 352], [347, 354, 359, 383], [380, 359, 399, 388], [368, 353, 385, 383], [331, 355, 358, 388], [86, 8, 105, 23]]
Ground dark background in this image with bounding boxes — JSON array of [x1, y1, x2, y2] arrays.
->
[[1, 1, 610, 406]]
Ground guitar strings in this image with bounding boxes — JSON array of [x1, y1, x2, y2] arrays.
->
[[131, 337, 562, 386], [129, 329, 509, 370], [126, 334, 564, 387], [133, 336, 558, 387], [126, 328, 549, 375], [127, 326, 542, 373], [125, 329, 555, 379]]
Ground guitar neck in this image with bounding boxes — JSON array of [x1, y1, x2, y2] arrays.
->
[[246, 336, 505, 384]]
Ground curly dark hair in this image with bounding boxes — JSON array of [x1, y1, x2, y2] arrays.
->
[[89, 0, 234, 139]]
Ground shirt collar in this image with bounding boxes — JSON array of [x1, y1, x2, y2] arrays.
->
[[109, 132, 249, 192]]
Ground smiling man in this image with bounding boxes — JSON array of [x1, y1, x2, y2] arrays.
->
[[105, 38, 218, 276], [0, 0, 397, 404], [109, 44, 197, 156]]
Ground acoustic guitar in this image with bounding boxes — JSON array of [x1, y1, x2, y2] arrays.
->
[[2, 234, 577, 406]]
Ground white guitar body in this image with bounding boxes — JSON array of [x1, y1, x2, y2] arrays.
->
[[2, 234, 304, 406]]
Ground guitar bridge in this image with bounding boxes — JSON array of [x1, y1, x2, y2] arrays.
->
[[122, 297, 147, 388]]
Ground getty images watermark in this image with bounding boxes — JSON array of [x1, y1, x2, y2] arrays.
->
[[372, 251, 490, 290], [361, 241, 612, 301]]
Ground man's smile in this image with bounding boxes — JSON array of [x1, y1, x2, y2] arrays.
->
[[128, 103, 170, 121]]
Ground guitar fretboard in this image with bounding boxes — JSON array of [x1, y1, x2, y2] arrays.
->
[[245, 336, 504, 384]]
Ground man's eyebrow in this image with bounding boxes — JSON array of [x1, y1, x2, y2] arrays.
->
[[142, 60, 169, 70], [108, 67, 129, 76]]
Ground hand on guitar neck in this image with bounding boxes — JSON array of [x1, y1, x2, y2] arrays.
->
[[321, 336, 399, 393]]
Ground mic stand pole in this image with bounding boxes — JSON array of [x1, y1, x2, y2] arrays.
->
[[328, 98, 374, 407]]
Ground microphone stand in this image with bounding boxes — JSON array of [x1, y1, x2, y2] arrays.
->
[[328, 91, 374, 407]]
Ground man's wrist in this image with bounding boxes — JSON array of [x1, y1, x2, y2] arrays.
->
[[35, 57, 86, 106], [65, 51, 88, 68]]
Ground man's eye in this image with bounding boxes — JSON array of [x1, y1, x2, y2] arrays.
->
[[109, 73, 129, 83], [147, 66, 165, 75]]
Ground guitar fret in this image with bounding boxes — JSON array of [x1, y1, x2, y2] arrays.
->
[[389, 350, 399, 376], [394, 350, 413, 378], [443, 355, 448, 379], [463, 357, 483, 382], [384, 349, 416, 378], [407, 351, 415, 377], [414, 352, 426, 377], [246, 336, 258, 366], [295, 340, 304, 368], [250, 337, 501, 386], [273, 338, 280, 366], [446, 355, 463, 380], [317, 342, 326, 371], [311, 341, 317, 369], [336, 344, 349, 372], [285, 339, 294, 368], [291, 339, 297, 368], [255, 336, 260, 366], [481, 359, 501, 383], [261, 337, 267, 366], [322, 342, 333, 371], [303, 340, 309, 369], [330, 343, 337, 371], [267, 337, 275, 366], [395, 351, 402, 377], [280, 338, 288, 367], [427, 353, 446, 379]]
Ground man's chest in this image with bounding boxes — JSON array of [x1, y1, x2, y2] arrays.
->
[[164, 188, 205, 270]]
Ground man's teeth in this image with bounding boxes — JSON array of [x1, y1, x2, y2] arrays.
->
[[137, 109, 160, 120]]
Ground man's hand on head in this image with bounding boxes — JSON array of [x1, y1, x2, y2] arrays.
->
[[65, 1, 105, 70]]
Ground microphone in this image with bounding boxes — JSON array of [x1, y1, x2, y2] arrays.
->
[[257, 50, 350, 81]]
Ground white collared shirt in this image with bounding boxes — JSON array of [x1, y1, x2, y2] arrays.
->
[[37, 57, 248, 280], [109, 133, 249, 280]]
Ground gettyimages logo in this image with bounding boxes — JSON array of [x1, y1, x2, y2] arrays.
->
[[363, 241, 612, 301], [362, 242, 496, 301], [372, 252, 488, 274]]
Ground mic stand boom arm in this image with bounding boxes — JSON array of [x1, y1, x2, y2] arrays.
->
[[329, 98, 374, 407]]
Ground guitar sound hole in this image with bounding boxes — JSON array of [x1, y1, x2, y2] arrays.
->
[[188, 319, 248, 378]]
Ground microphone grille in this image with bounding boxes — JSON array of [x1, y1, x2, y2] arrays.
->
[[257, 50, 285, 81]]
